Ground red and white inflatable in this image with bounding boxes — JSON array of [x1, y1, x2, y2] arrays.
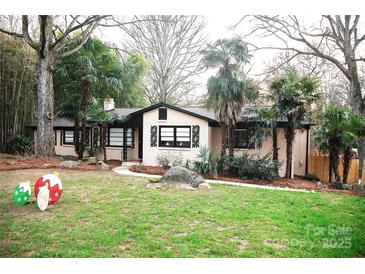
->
[[34, 172, 63, 204]]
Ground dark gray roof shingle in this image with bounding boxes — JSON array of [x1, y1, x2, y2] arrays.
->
[[28, 117, 75, 128]]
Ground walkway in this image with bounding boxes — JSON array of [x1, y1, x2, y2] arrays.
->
[[112, 166, 311, 193]]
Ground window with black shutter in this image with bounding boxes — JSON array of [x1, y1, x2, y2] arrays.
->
[[158, 108, 167, 120], [159, 126, 191, 148]]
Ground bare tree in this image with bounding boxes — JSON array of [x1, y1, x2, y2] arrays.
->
[[238, 15, 365, 183], [121, 15, 207, 105], [0, 15, 146, 156], [264, 51, 352, 107], [0, 15, 113, 156]]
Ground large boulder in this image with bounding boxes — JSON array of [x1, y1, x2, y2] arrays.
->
[[59, 160, 80, 168], [159, 166, 205, 188]]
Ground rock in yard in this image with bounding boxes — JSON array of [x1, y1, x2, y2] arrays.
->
[[59, 160, 80, 168], [316, 181, 322, 189], [159, 166, 205, 188]]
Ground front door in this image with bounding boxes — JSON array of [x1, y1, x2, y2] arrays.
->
[[138, 127, 143, 161]]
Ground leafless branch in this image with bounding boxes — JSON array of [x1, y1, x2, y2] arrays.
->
[[120, 15, 207, 105], [237, 15, 365, 111]]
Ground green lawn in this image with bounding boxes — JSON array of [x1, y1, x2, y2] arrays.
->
[[0, 169, 364, 258]]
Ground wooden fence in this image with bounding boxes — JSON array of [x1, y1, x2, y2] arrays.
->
[[308, 154, 365, 184]]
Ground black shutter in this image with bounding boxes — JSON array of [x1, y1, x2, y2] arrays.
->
[[192, 125, 200, 148], [151, 126, 157, 147]]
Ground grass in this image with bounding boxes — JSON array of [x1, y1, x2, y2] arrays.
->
[[0, 169, 364, 258]]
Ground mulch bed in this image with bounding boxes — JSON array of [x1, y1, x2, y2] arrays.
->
[[0, 154, 121, 171], [129, 165, 364, 197]]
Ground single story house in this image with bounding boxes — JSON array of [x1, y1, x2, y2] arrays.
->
[[29, 98, 311, 178]]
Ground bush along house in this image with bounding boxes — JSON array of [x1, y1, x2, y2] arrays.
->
[[29, 98, 312, 178]]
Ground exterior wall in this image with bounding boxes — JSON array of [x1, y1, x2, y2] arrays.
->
[[209, 127, 222, 156], [95, 128, 139, 161], [209, 127, 308, 178], [33, 129, 79, 157], [33, 114, 309, 173], [132, 128, 139, 160], [293, 128, 309, 176], [34, 129, 138, 161], [142, 107, 209, 166], [54, 130, 78, 157]]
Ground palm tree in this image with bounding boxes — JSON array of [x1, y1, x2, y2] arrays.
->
[[315, 105, 365, 184], [259, 106, 281, 176], [56, 97, 83, 158], [270, 70, 320, 178], [202, 38, 258, 157], [55, 38, 124, 159], [88, 98, 125, 163]]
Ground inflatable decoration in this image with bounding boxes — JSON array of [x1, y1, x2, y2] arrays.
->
[[34, 172, 62, 204], [13, 181, 31, 206], [37, 185, 50, 211]]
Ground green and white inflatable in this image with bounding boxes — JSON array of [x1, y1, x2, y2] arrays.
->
[[13, 182, 31, 206]]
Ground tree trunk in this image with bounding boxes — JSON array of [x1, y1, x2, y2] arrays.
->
[[228, 122, 235, 157], [221, 125, 228, 158], [73, 115, 81, 158], [329, 150, 333, 184], [36, 54, 54, 156], [272, 127, 279, 176], [329, 134, 341, 183], [358, 137, 365, 184], [329, 150, 341, 183], [347, 59, 364, 184], [284, 123, 294, 178], [343, 146, 352, 184], [347, 52, 365, 184], [79, 79, 91, 159], [35, 16, 55, 157], [333, 155, 341, 183], [101, 124, 107, 163]]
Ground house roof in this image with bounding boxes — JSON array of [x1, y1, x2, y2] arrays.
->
[[122, 102, 218, 123], [28, 102, 313, 129], [109, 107, 142, 117], [28, 117, 76, 128], [181, 107, 216, 120]]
